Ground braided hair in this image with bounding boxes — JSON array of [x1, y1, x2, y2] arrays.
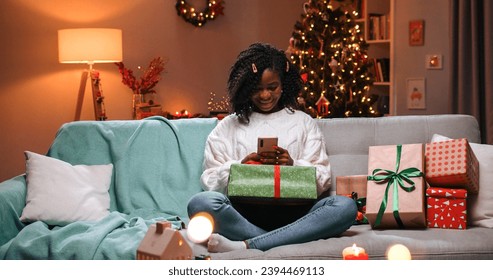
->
[[227, 42, 302, 123]]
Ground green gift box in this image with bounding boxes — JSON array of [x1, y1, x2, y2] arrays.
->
[[228, 164, 317, 201]]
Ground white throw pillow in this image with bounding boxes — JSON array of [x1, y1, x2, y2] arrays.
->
[[430, 134, 493, 228], [20, 151, 112, 226], [431, 133, 452, 142], [469, 143, 493, 228]]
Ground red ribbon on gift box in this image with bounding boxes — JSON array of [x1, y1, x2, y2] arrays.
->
[[274, 165, 281, 198]]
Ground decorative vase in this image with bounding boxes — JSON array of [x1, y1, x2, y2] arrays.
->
[[144, 92, 158, 106], [132, 92, 144, 119]]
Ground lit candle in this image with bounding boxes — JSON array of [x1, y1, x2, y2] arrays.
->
[[342, 243, 369, 260]]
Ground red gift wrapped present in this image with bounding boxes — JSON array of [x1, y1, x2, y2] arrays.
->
[[426, 187, 467, 230], [425, 138, 479, 194], [366, 144, 426, 229]]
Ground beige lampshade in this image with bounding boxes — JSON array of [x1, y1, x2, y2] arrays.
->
[[58, 28, 123, 64]]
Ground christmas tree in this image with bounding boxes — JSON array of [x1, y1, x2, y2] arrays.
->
[[287, 0, 381, 118]]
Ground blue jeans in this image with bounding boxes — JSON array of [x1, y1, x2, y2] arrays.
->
[[187, 191, 357, 251]]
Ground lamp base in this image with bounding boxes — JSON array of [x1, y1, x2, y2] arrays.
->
[[74, 69, 108, 121], [89, 70, 107, 121]]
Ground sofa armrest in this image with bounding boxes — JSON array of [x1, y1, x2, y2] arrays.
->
[[0, 175, 27, 246]]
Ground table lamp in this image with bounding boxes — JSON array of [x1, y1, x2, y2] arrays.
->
[[58, 28, 123, 121]]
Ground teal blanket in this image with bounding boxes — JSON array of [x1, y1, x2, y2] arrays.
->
[[0, 117, 217, 259]]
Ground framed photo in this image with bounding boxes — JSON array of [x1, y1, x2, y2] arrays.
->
[[409, 20, 424, 46], [407, 78, 426, 109]]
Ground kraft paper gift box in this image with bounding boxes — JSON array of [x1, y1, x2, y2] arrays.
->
[[426, 187, 467, 230], [336, 175, 368, 224], [425, 138, 479, 194], [336, 175, 368, 198], [227, 164, 317, 201], [366, 144, 426, 229]]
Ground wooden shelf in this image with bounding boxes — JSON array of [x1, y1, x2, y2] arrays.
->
[[361, 0, 394, 115]]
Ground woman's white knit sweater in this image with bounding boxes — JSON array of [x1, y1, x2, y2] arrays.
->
[[200, 108, 331, 195]]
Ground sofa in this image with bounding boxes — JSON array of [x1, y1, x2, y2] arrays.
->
[[1, 114, 492, 260]]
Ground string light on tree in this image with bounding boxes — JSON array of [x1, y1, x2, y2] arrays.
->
[[287, 0, 380, 118]]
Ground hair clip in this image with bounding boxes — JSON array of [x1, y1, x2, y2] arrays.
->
[[252, 63, 258, 73], [286, 61, 290, 72]]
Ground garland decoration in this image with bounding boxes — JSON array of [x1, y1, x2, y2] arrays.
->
[[175, 0, 225, 27]]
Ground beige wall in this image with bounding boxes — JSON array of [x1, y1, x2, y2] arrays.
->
[[394, 0, 451, 115], [0, 0, 452, 182]]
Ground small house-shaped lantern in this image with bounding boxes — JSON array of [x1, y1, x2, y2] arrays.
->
[[137, 221, 193, 260], [316, 94, 330, 117]]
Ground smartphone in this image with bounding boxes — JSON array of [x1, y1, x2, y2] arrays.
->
[[257, 137, 278, 154]]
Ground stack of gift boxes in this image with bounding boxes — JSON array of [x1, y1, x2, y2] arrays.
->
[[424, 138, 479, 229], [336, 138, 479, 230]]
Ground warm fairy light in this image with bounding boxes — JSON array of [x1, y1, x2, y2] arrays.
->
[[387, 244, 412, 260], [187, 212, 214, 244]]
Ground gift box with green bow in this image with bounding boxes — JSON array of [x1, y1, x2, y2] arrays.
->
[[227, 164, 317, 202], [366, 144, 426, 229]]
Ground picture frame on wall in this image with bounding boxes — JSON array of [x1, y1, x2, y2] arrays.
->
[[407, 78, 426, 109], [409, 20, 424, 46]]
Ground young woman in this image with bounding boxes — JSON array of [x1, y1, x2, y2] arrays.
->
[[187, 42, 357, 252]]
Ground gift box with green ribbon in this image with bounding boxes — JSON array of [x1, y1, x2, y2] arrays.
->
[[366, 144, 426, 229], [227, 164, 317, 202]]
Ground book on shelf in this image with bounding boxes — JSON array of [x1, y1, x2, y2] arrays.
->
[[368, 13, 391, 40], [370, 58, 390, 83]]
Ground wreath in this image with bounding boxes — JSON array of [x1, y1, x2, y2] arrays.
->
[[175, 0, 225, 27]]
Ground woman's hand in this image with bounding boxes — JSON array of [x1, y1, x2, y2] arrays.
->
[[241, 153, 262, 164], [259, 146, 294, 166]]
